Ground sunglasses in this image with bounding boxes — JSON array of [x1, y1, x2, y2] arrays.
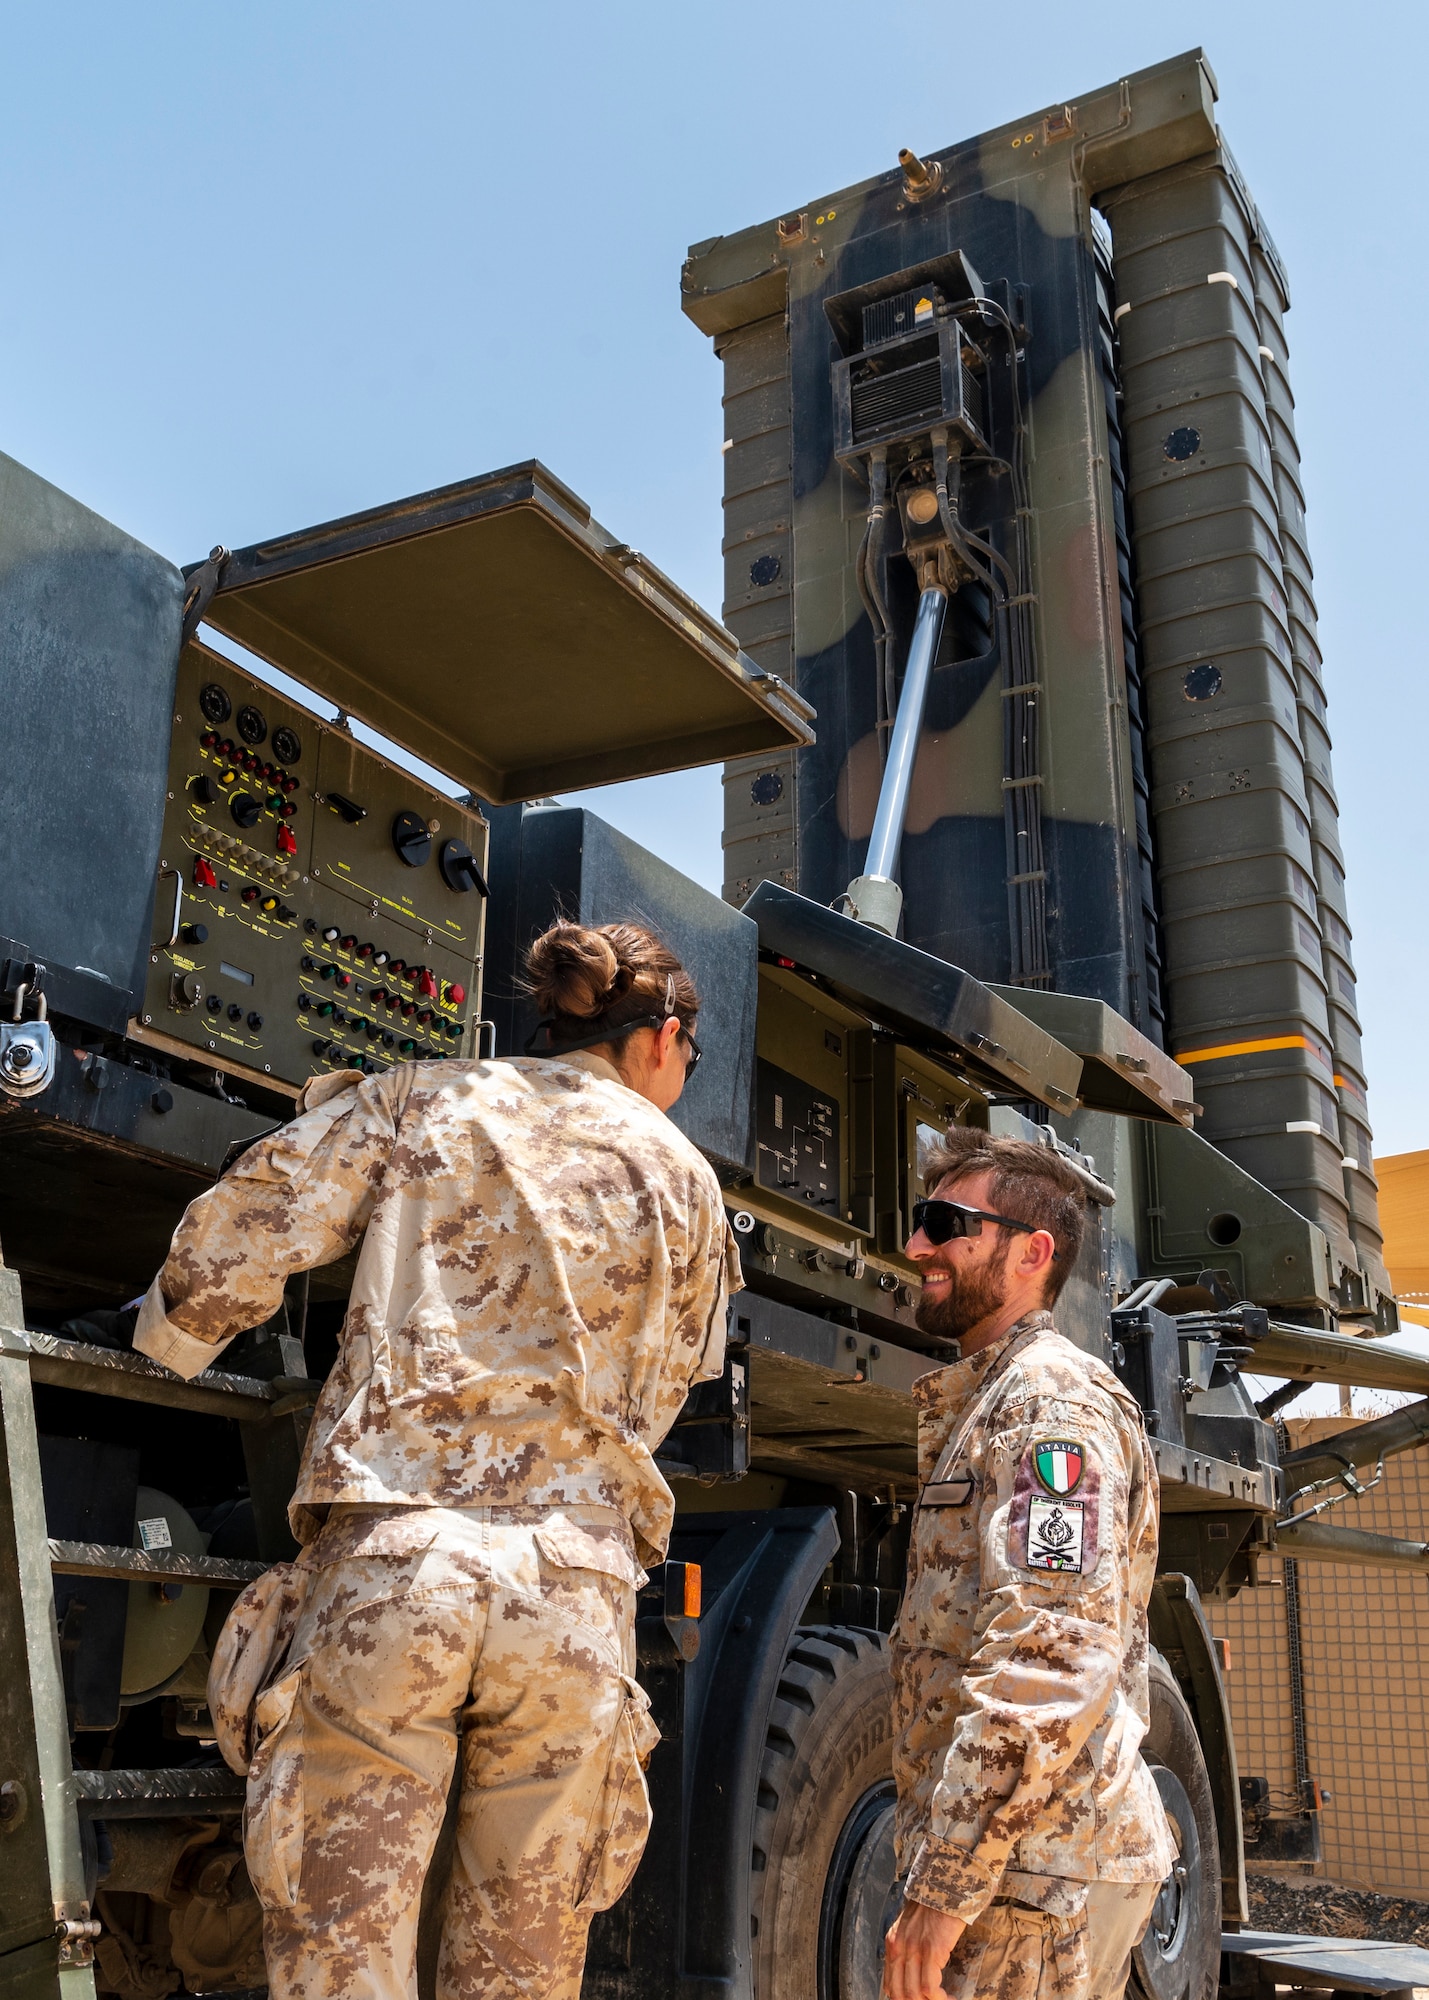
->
[[910, 1197, 1039, 1246], [524, 1012, 701, 1072]]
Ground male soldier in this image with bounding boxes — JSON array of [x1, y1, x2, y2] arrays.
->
[[882, 1130, 1173, 2000]]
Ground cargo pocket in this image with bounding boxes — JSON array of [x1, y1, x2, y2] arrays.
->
[[242, 1667, 305, 1911], [574, 1676, 661, 1914]]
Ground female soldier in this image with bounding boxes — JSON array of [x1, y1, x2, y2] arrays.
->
[[137, 919, 738, 2000]]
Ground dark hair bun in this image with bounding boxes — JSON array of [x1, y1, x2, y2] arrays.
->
[[524, 921, 620, 1021]]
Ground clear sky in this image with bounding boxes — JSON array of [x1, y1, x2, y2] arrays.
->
[[3, 2, 1425, 1151]]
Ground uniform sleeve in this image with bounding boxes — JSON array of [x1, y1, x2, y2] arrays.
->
[[134, 1070, 401, 1380], [903, 1390, 1137, 1926]]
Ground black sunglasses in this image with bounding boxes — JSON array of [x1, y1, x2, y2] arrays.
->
[[910, 1197, 1039, 1246], [525, 1013, 701, 1072]]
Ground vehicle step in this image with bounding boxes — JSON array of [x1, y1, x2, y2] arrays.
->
[[1222, 1927, 1429, 1995], [48, 1539, 267, 1586], [71, 1767, 246, 1817]]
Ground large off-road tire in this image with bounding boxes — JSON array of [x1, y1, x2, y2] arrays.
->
[[750, 1626, 898, 2000], [1129, 1651, 1222, 2000]]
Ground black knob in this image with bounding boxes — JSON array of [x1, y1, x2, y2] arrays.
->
[[383, 1031, 396, 1048], [391, 810, 432, 869], [247, 1011, 264, 1031], [230, 792, 262, 830], [206, 994, 222, 1014], [227, 1002, 244, 1022], [439, 839, 489, 896], [311, 1038, 330, 1057], [327, 792, 366, 825], [278, 906, 298, 923], [297, 994, 311, 1010], [179, 922, 208, 945], [150, 1087, 174, 1114], [190, 775, 218, 806], [301, 955, 315, 972], [304, 918, 318, 933]]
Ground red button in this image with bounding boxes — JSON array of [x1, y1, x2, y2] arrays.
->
[[448, 983, 466, 1006], [416, 968, 438, 998], [192, 857, 217, 889], [276, 825, 298, 856]]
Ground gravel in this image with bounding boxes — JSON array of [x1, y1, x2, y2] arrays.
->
[[1246, 1869, 1429, 1947]]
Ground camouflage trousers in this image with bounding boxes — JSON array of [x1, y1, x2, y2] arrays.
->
[[244, 1504, 657, 2000], [939, 1878, 1161, 2000]]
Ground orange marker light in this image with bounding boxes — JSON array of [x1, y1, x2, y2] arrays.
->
[[683, 1563, 702, 1620]]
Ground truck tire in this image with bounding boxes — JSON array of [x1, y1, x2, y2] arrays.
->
[[1128, 1650, 1222, 2000], [750, 1626, 897, 2000]]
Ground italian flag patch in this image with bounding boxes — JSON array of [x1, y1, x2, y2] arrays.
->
[[1033, 1440, 1084, 1496]]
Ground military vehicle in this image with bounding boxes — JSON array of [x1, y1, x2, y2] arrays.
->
[[2, 43, 1427, 2000]]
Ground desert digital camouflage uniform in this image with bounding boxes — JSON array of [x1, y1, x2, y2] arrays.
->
[[137, 1051, 739, 2000], [890, 1310, 1174, 2000]]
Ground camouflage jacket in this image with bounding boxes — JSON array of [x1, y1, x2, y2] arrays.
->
[[135, 1053, 740, 1560], [890, 1311, 1174, 1925]]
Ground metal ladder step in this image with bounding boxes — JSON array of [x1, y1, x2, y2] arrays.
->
[[48, 1540, 266, 1587], [71, 1767, 246, 1818]]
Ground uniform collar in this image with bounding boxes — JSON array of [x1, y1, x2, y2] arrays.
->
[[912, 1310, 1056, 1424], [546, 1049, 626, 1087]]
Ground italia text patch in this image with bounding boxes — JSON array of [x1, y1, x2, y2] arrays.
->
[[1027, 1496, 1085, 1572], [1033, 1439, 1084, 1496]]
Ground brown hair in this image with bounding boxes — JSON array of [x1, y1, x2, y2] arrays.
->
[[920, 1128, 1087, 1304], [522, 919, 699, 1049]]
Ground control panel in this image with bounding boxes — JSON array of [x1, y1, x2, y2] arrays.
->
[[752, 965, 866, 1236], [139, 643, 488, 1090]]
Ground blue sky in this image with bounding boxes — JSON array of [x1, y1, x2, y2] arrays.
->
[[4, 2, 1425, 1151]]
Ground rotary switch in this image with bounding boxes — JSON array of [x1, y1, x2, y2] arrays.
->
[[229, 792, 262, 830]]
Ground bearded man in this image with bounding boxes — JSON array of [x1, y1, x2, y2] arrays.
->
[[881, 1130, 1173, 2000]]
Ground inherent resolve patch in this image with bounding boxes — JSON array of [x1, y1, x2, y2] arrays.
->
[[1010, 1436, 1100, 1574], [1027, 1496, 1085, 1572]]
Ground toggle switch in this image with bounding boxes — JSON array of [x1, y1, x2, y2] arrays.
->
[[192, 857, 218, 890]]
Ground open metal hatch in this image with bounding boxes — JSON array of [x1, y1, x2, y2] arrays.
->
[[194, 461, 814, 803], [743, 882, 1083, 1114], [987, 986, 1199, 1128]]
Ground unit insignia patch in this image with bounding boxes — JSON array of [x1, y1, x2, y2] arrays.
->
[[1027, 1496, 1085, 1573]]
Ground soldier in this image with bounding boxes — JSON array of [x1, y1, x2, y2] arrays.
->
[[882, 1130, 1173, 2000], [135, 919, 739, 2000]]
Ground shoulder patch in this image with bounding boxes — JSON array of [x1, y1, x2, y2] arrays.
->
[[1011, 1436, 1101, 1575], [1033, 1438, 1084, 1496], [1027, 1496, 1085, 1572]]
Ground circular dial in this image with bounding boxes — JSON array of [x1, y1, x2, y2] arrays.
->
[[236, 703, 268, 745], [199, 682, 231, 725], [392, 809, 432, 869], [272, 725, 302, 764]]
